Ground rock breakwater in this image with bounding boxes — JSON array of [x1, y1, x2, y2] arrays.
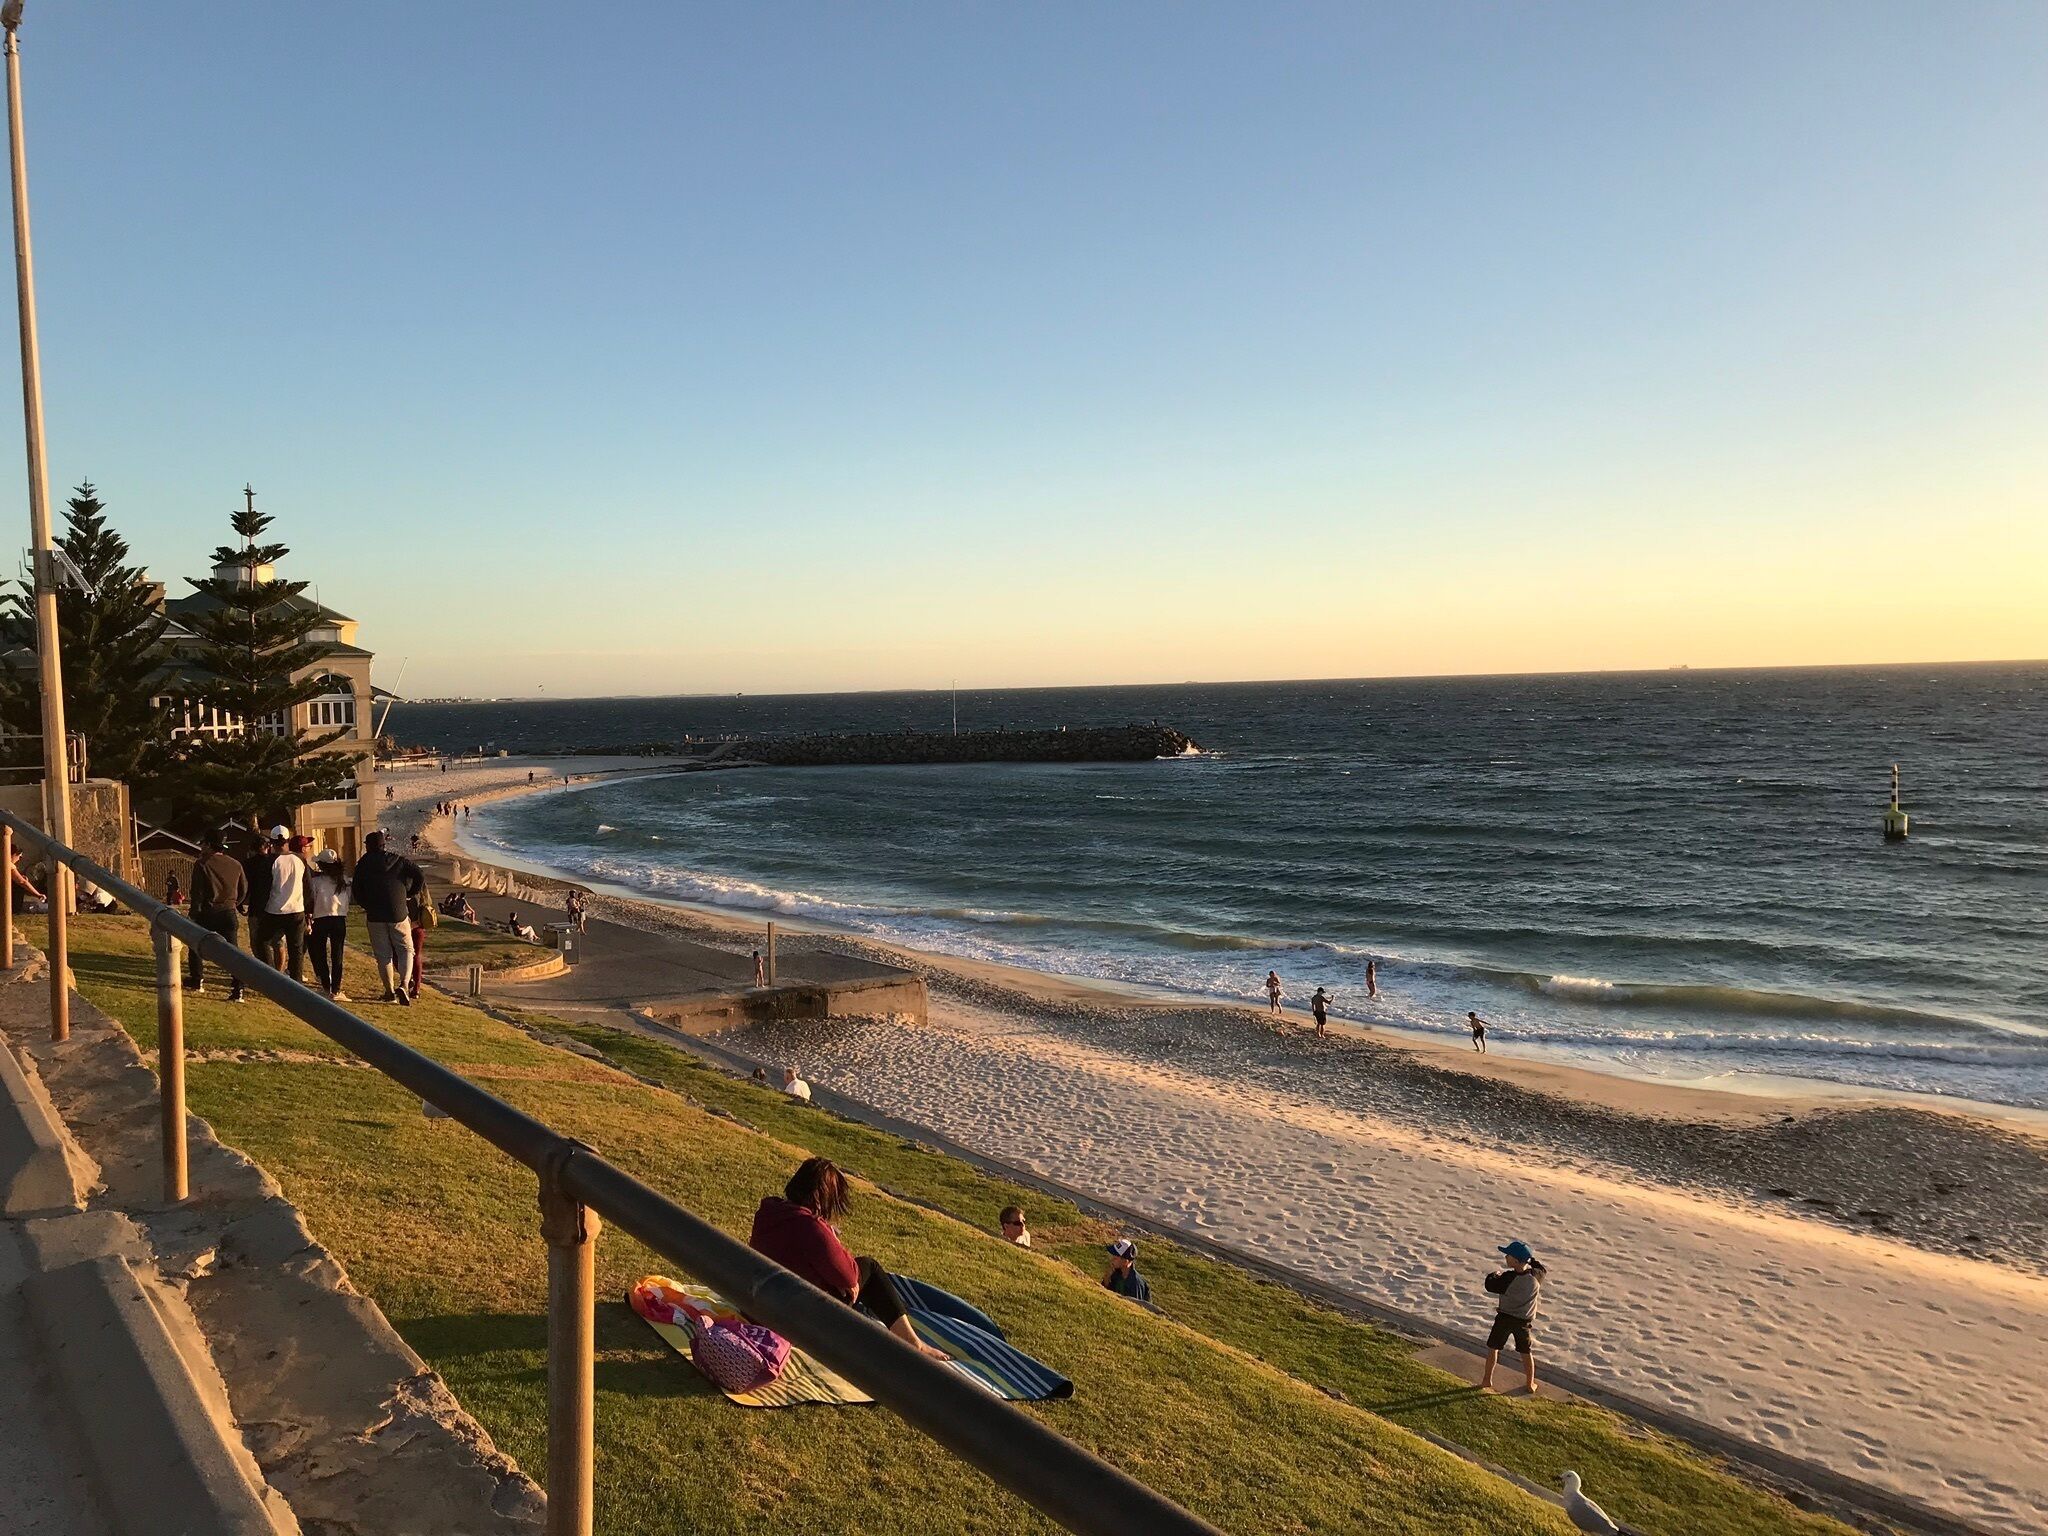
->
[[737, 723, 1197, 767]]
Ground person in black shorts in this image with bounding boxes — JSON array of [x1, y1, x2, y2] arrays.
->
[[1480, 1240, 1545, 1392]]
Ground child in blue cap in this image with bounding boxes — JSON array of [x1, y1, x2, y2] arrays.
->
[[1480, 1240, 1546, 1392]]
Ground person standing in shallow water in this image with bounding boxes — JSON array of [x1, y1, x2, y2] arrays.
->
[[1365, 959, 1376, 999], [1468, 1011, 1489, 1053], [1265, 970, 1283, 1013]]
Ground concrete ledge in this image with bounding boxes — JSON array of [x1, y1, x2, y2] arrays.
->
[[648, 972, 928, 1034], [0, 1033, 85, 1215], [25, 1251, 297, 1536]]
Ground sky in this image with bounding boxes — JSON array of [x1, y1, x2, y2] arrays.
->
[[7, 2, 2046, 698]]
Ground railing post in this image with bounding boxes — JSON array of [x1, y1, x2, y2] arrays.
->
[[154, 925, 188, 1203], [765, 919, 776, 984], [46, 861, 66, 1041], [539, 1145, 598, 1536], [2, 823, 13, 968]]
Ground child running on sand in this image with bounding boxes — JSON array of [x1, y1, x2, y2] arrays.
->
[[1265, 970, 1283, 1013], [1468, 1011, 1489, 1052]]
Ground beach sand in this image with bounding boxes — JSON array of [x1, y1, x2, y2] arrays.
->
[[394, 757, 2048, 1534]]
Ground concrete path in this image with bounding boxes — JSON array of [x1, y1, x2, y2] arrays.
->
[[432, 876, 913, 1017], [0, 1222, 108, 1536]]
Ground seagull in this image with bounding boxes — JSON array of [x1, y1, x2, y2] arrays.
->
[[1561, 1471, 1621, 1536]]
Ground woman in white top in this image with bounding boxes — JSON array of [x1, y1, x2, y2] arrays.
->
[[307, 849, 353, 1001]]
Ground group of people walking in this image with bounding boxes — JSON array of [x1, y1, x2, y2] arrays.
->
[[1262, 963, 1495, 1051], [182, 828, 430, 1006]]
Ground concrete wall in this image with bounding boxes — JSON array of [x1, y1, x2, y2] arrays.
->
[[649, 972, 928, 1035], [0, 779, 137, 882]]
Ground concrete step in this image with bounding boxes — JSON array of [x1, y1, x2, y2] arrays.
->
[[0, 1029, 91, 1217], [20, 1211, 299, 1536]]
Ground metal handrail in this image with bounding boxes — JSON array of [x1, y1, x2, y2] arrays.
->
[[0, 808, 1222, 1536]]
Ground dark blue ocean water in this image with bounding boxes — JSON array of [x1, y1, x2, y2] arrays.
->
[[404, 666, 2048, 1107]]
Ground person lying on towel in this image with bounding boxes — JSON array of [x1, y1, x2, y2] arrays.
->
[[750, 1157, 950, 1360]]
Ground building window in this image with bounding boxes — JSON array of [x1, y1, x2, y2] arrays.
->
[[303, 674, 358, 732]]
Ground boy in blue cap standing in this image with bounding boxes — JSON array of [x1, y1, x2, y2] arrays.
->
[[1480, 1240, 1545, 1393]]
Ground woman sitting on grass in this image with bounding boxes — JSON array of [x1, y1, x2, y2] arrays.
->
[[750, 1157, 948, 1360]]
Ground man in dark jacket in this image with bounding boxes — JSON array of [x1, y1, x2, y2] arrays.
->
[[186, 829, 248, 1002], [1102, 1239, 1152, 1303], [1480, 1240, 1546, 1393], [352, 830, 424, 1005]]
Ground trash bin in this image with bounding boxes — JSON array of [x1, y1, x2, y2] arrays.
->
[[551, 924, 583, 966]]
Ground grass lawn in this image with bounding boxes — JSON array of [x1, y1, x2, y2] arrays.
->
[[42, 914, 1590, 1536], [518, 1013, 1853, 1536], [362, 910, 554, 976]]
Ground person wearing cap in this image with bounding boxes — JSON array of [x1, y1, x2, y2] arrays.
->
[[306, 848, 353, 1002], [1480, 1240, 1547, 1393], [1102, 1239, 1151, 1302], [258, 825, 309, 983]]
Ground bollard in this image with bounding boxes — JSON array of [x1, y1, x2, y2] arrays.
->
[[766, 920, 776, 985], [2, 824, 12, 969], [154, 927, 187, 1203], [47, 863, 67, 1041], [468, 963, 483, 997], [540, 1148, 598, 1536]]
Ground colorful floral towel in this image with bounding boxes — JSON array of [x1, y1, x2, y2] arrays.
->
[[628, 1274, 1072, 1407]]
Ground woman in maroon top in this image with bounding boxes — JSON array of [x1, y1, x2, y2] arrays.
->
[[749, 1158, 948, 1358]]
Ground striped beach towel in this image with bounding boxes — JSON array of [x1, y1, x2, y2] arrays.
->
[[628, 1275, 1072, 1408]]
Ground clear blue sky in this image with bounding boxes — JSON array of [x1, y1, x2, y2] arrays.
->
[[12, 2, 2047, 696]]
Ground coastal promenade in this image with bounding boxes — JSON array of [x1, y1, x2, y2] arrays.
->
[[387, 761, 2048, 1536]]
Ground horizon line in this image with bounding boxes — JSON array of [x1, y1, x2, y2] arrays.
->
[[392, 654, 2048, 706]]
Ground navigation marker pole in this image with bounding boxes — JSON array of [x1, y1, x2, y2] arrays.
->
[[1883, 763, 1909, 842]]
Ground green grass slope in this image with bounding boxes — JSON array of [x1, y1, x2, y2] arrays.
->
[[46, 915, 1581, 1536]]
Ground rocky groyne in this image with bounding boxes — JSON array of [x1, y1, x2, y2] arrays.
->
[[734, 723, 1197, 767]]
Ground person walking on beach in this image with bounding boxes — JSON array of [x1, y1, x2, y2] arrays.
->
[[307, 849, 352, 1001], [1310, 986, 1331, 1037], [1265, 970, 1283, 1013], [185, 830, 247, 1002], [1468, 1011, 1490, 1053], [353, 831, 422, 1006], [1102, 1239, 1152, 1303], [1365, 958, 1377, 999], [752, 949, 766, 987], [1479, 1240, 1546, 1393]]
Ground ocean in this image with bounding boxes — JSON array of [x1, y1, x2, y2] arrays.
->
[[402, 665, 2048, 1109]]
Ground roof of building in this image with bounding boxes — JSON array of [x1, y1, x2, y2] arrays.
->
[[163, 588, 356, 626]]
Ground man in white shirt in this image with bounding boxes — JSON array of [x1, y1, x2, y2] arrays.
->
[[260, 826, 309, 983], [780, 1065, 812, 1103]]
